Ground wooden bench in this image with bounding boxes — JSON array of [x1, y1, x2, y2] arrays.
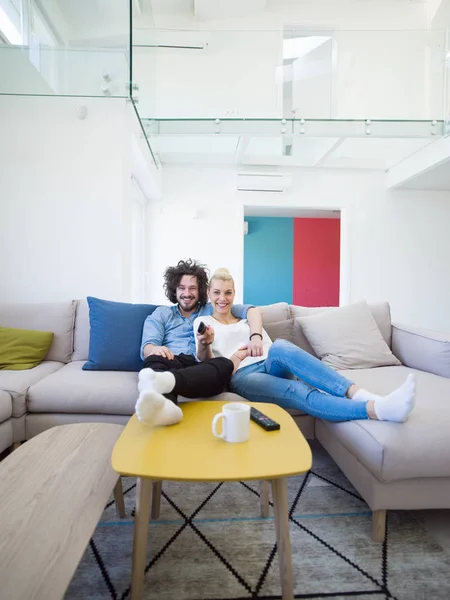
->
[[0, 423, 125, 600]]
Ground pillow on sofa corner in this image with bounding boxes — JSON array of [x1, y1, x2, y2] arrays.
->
[[83, 297, 159, 372], [0, 326, 54, 370], [296, 301, 401, 370], [264, 319, 295, 344]]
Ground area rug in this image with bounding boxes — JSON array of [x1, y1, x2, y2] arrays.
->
[[66, 441, 450, 600]]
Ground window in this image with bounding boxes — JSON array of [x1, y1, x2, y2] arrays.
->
[[0, 0, 23, 44]]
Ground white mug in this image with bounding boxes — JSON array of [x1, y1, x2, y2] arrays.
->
[[212, 402, 250, 443]]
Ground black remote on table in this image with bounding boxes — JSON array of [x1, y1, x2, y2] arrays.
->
[[250, 407, 280, 431], [197, 321, 206, 335]]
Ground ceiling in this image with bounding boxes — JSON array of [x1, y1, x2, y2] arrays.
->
[[57, 0, 129, 28], [147, 0, 430, 20]]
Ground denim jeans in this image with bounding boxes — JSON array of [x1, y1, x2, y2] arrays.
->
[[231, 339, 369, 422]]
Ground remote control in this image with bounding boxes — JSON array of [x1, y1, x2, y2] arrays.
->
[[250, 407, 280, 431], [197, 321, 206, 335]]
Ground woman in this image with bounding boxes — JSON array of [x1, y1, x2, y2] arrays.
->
[[194, 268, 416, 423]]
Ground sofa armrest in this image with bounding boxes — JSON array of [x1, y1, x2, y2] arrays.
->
[[392, 323, 450, 378]]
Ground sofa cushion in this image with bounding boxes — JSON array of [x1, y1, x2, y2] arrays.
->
[[72, 299, 90, 362], [264, 319, 294, 343], [0, 420, 13, 454], [259, 303, 290, 325], [83, 297, 159, 372], [296, 301, 400, 370], [0, 390, 12, 423], [0, 361, 64, 417], [0, 301, 76, 363], [290, 301, 393, 347], [0, 326, 54, 370], [28, 361, 139, 415], [321, 366, 450, 482], [392, 323, 450, 379], [292, 319, 318, 357]]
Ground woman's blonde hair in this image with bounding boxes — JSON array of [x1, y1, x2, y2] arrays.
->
[[209, 268, 234, 288]]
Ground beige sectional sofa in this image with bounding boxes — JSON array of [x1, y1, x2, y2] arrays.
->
[[1, 298, 449, 542]]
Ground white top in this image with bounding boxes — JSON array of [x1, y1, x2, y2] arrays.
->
[[194, 316, 272, 371]]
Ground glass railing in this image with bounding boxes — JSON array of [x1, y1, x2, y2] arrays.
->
[[0, 0, 131, 97], [132, 28, 449, 122], [1, 0, 449, 171], [0, 45, 130, 97], [141, 117, 446, 170]]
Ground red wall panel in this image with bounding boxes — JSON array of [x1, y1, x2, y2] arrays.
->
[[293, 218, 340, 307]]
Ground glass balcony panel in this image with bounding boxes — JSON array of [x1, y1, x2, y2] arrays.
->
[[145, 122, 443, 170], [133, 27, 448, 122], [0, 0, 130, 97], [0, 45, 129, 96]]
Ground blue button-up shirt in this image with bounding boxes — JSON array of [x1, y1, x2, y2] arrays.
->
[[140, 303, 253, 359]]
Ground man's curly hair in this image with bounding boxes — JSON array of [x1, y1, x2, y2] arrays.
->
[[163, 259, 209, 306]]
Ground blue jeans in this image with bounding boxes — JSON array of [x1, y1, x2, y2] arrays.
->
[[231, 339, 369, 422]]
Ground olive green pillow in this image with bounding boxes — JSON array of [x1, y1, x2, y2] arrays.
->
[[0, 326, 54, 370]]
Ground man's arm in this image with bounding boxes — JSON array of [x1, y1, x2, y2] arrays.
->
[[141, 308, 174, 360]]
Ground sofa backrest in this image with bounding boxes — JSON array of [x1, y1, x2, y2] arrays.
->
[[0, 301, 76, 363], [72, 299, 393, 363], [72, 300, 90, 361], [259, 302, 290, 324], [259, 302, 317, 355]]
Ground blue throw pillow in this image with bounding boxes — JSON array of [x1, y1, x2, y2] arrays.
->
[[83, 297, 159, 372]]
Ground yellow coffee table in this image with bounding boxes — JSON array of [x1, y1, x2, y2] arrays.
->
[[112, 401, 312, 600]]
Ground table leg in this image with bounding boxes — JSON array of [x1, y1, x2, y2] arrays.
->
[[131, 477, 152, 600], [260, 481, 270, 518], [151, 481, 163, 519], [114, 476, 126, 518], [271, 478, 294, 600]]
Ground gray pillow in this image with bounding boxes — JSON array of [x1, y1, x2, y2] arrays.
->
[[297, 301, 401, 370], [264, 319, 294, 344]]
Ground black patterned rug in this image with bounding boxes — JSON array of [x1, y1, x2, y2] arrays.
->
[[66, 441, 450, 600]]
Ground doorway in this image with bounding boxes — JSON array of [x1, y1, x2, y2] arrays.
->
[[243, 210, 341, 307]]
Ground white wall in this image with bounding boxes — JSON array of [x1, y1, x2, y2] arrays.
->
[[0, 95, 157, 303], [146, 166, 245, 304], [148, 165, 450, 331]]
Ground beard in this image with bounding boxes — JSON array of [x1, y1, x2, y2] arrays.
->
[[178, 296, 198, 311]]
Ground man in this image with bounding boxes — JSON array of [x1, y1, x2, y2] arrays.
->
[[136, 259, 263, 426]]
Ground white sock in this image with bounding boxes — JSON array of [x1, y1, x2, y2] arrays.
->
[[136, 368, 181, 427], [138, 368, 176, 394], [135, 390, 182, 427], [353, 374, 416, 423]]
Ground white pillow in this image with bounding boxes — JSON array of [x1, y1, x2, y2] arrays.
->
[[296, 301, 401, 370]]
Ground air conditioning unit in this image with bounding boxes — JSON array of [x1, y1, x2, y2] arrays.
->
[[236, 173, 292, 193]]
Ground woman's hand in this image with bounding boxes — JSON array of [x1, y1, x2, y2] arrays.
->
[[247, 337, 264, 357], [231, 346, 249, 373], [196, 325, 214, 347], [233, 345, 249, 361]]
